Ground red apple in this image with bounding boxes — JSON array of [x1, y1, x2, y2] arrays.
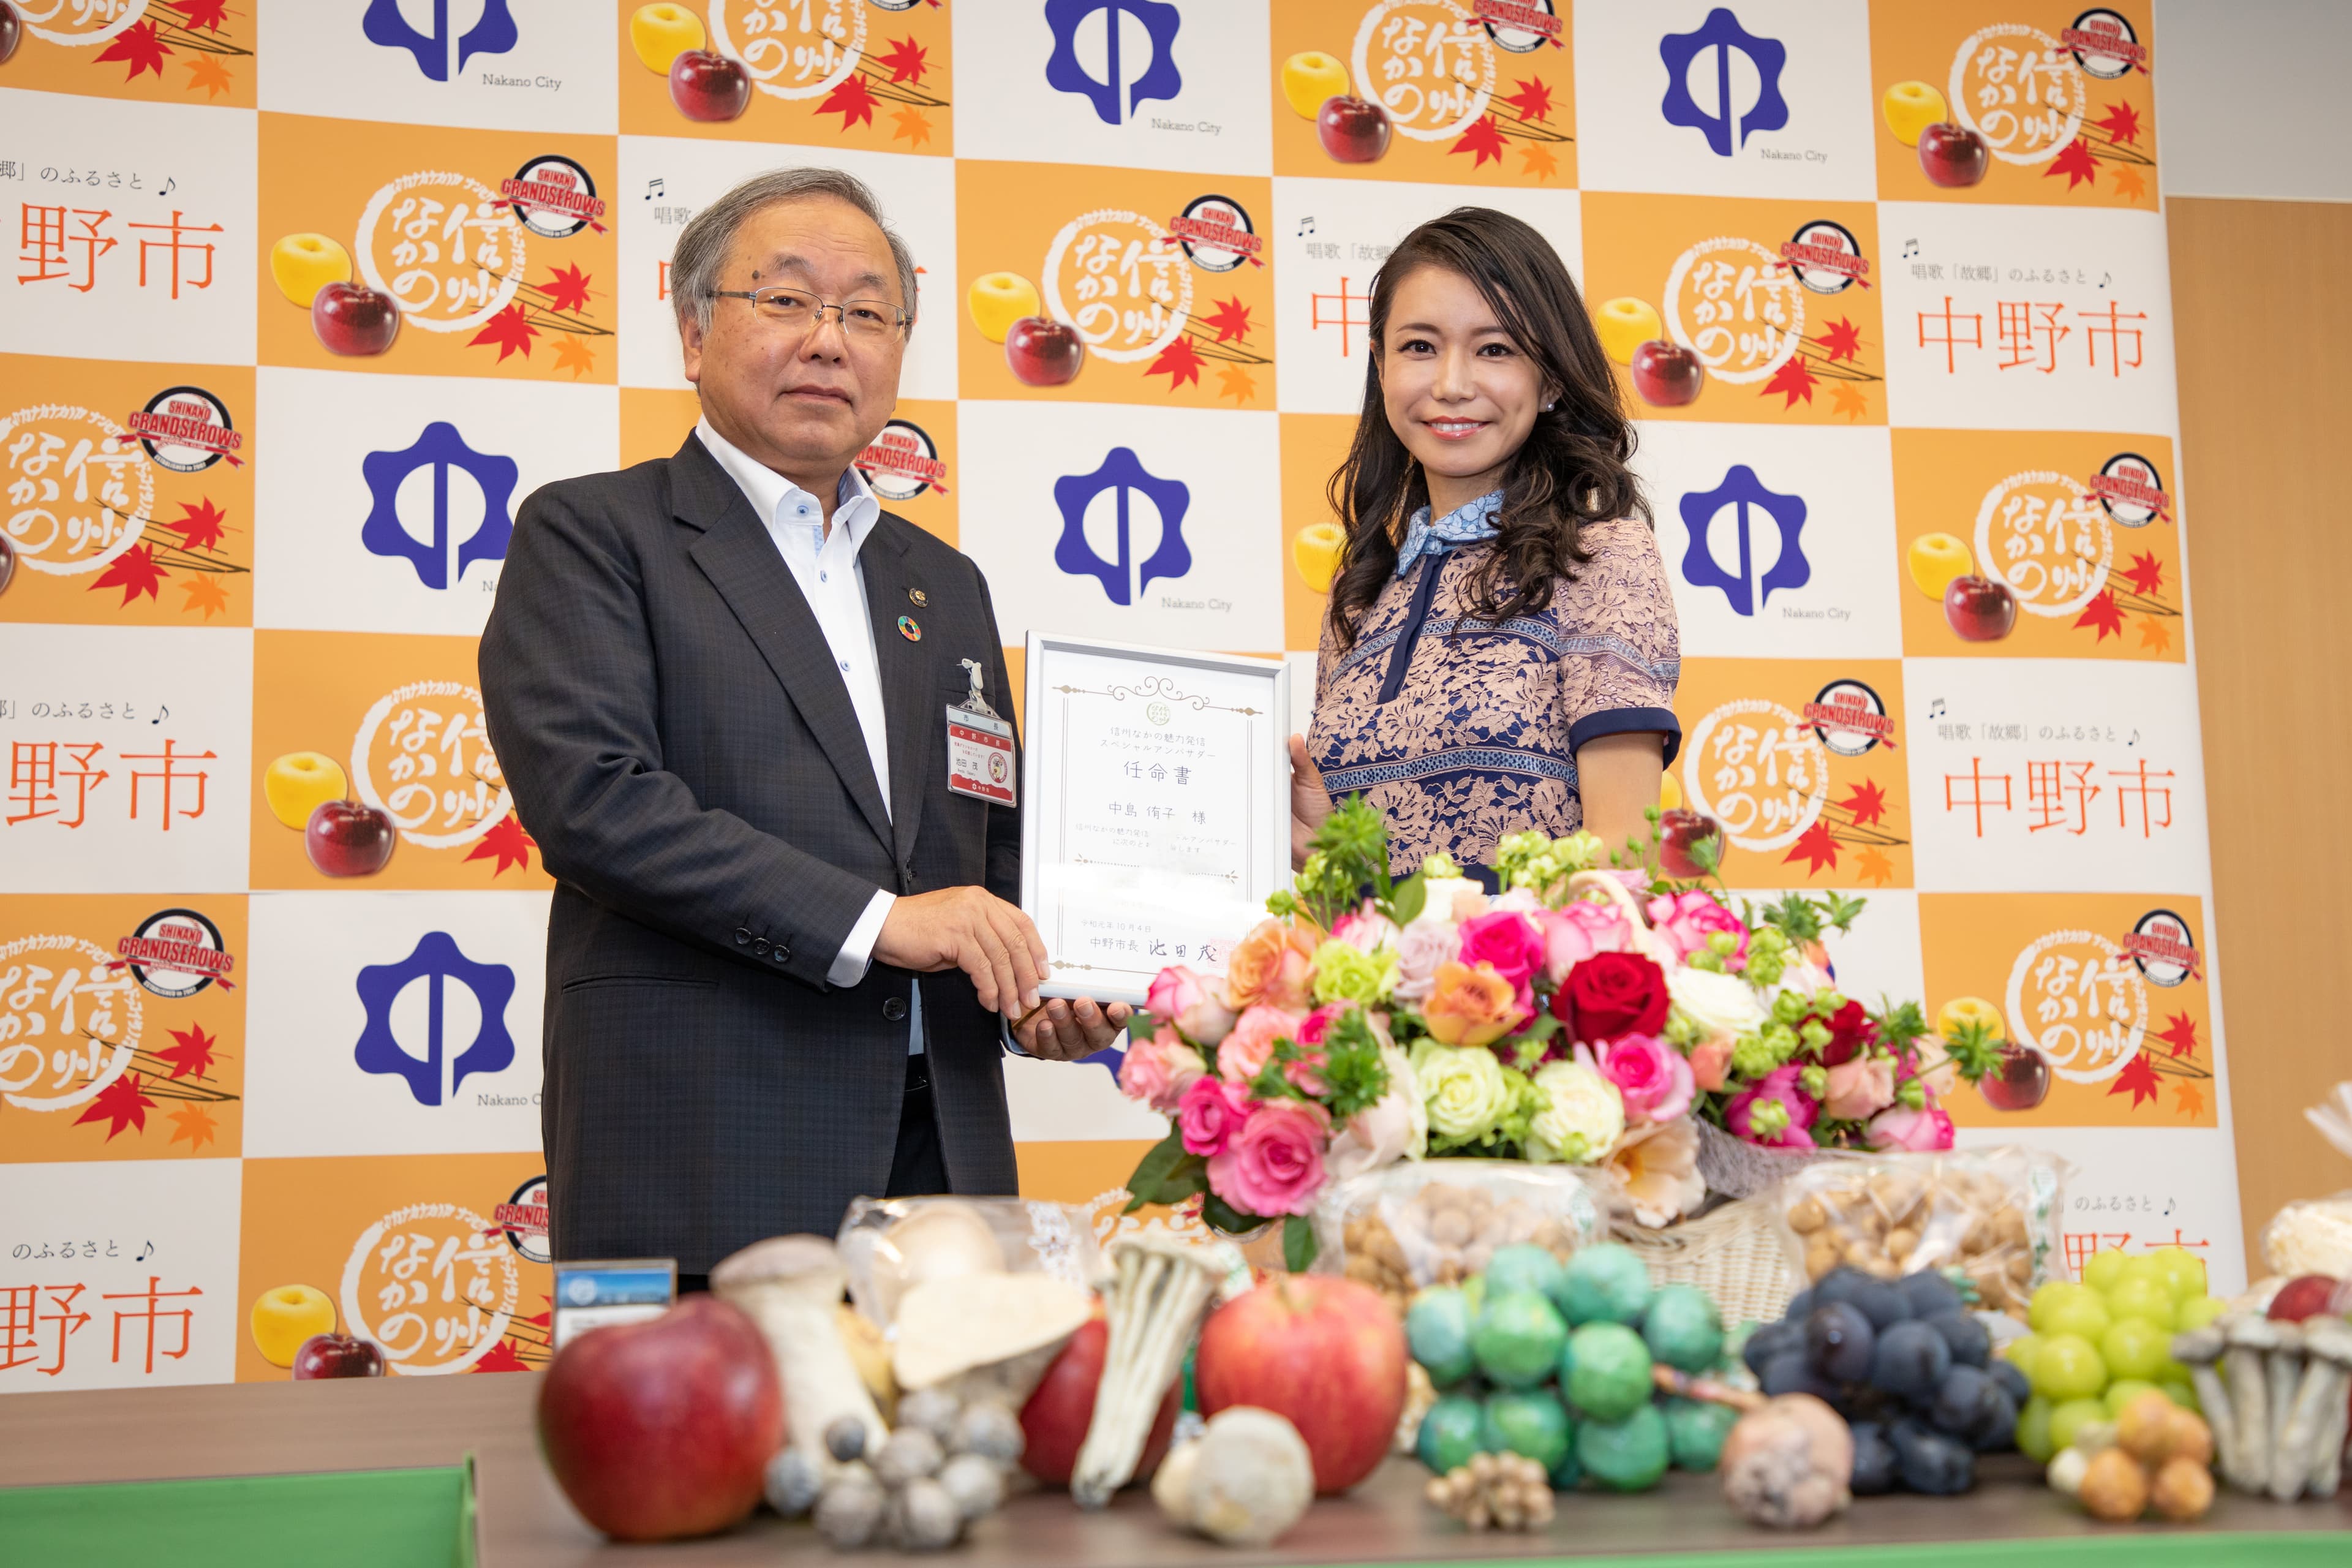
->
[[1657, 807, 1722, 880], [669, 48, 750, 123], [1003, 315, 1084, 388], [537, 1295, 782, 1542], [1629, 339, 1704, 407], [1917, 121, 1991, 189], [0, 532, 15, 595], [1316, 95, 1392, 164], [1978, 1044, 2051, 1112], [1943, 574, 2016, 641], [292, 1332, 385, 1380], [2267, 1275, 2344, 1322], [311, 281, 401, 357], [1019, 1314, 1179, 1487], [1195, 1275, 1406, 1494], [305, 797, 396, 878], [0, 4, 20, 67]]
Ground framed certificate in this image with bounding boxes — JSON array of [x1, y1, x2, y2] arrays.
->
[[1021, 633, 1292, 1006]]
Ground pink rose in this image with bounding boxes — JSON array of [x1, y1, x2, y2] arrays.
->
[[1687, 1038, 1733, 1093], [1217, 1005, 1300, 1087], [1868, 1101, 1956, 1153], [1596, 1033, 1695, 1124], [1725, 1064, 1819, 1150], [1646, 890, 1750, 970], [1823, 1055, 1898, 1121], [1391, 918, 1462, 1004], [1331, 905, 1399, 952], [1458, 910, 1545, 990], [1207, 1099, 1330, 1218], [1144, 963, 1236, 1046], [1538, 899, 1632, 986], [1117, 1026, 1203, 1114], [1294, 1003, 1343, 1047], [1177, 1076, 1253, 1157]]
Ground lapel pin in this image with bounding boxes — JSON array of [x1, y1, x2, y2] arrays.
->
[[908, 587, 927, 606], [897, 615, 922, 642]]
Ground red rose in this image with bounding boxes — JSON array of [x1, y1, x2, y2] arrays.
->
[[1550, 951, 1670, 1043], [1817, 998, 1877, 1065]]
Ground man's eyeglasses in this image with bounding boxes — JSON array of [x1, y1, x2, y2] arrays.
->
[[705, 285, 910, 338]]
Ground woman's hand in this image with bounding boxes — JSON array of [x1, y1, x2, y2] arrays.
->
[[1575, 731, 1667, 862], [1289, 734, 1333, 870]]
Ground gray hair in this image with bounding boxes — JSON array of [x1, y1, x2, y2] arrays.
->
[[668, 167, 919, 336]]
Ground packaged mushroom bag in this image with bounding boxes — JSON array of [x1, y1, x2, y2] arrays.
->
[[1767, 1145, 2070, 1319], [838, 1196, 1107, 1329], [1311, 1161, 1610, 1317], [2258, 1080, 2352, 1280]]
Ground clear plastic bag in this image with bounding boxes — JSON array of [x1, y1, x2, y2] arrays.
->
[[2258, 1079, 2352, 1278], [1311, 1160, 1611, 1316], [837, 1194, 1106, 1330], [1767, 1145, 2071, 1318]]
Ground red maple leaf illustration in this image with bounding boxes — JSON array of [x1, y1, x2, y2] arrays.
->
[[1761, 356, 1819, 409], [1145, 335, 1207, 391], [819, 73, 880, 132], [1201, 295, 1252, 344], [2156, 1011, 2200, 1058], [74, 1072, 156, 1140], [177, 0, 233, 31], [1502, 77, 1553, 123], [1835, 778, 1890, 827], [2120, 549, 2163, 597], [463, 813, 537, 877], [2108, 1050, 2162, 1110], [154, 1022, 219, 1080], [2075, 587, 2126, 641], [2094, 100, 2142, 146], [1813, 316, 1864, 364], [169, 497, 230, 554], [876, 35, 930, 85], [96, 20, 172, 81], [1450, 115, 1510, 168], [89, 544, 169, 605], [468, 303, 539, 362], [471, 1338, 531, 1374], [1782, 820, 1840, 876], [2045, 136, 2100, 190], [541, 262, 592, 316]]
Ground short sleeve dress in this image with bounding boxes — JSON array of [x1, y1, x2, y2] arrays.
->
[[1308, 509, 1682, 877]]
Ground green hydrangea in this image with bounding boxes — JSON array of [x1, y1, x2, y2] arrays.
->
[[1730, 1030, 1779, 1080], [1310, 940, 1398, 1006]]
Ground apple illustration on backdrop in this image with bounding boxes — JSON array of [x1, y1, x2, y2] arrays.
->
[[1880, 80, 1949, 147], [1317, 96, 1392, 164], [1978, 1044, 2051, 1112], [629, 2, 705, 74], [1593, 296, 1663, 366], [0, 533, 15, 597], [1917, 121, 1991, 188], [669, 48, 750, 123], [270, 233, 353, 309], [1656, 807, 1724, 881], [1291, 522, 1344, 595], [1280, 51, 1350, 119], [0, 4, 21, 67], [1943, 574, 2016, 641], [311, 281, 401, 357], [1003, 315, 1084, 387], [967, 271, 1041, 344], [251, 1283, 338, 1367], [293, 1332, 386, 1380], [1906, 532, 1974, 601], [264, 751, 350, 831], [1628, 339, 1704, 407], [306, 797, 396, 877]]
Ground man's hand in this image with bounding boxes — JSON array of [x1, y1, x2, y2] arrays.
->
[[1013, 997, 1131, 1062], [1289, 733, 1333, 871], [874, 886, 1046, 1016]]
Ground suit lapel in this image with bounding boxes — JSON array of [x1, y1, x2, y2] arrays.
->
[[676, 435, 894, 853], [861, 516, 932, 869]]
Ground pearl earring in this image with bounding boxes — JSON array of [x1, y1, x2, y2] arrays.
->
[[1541, 401, 1556, 412]]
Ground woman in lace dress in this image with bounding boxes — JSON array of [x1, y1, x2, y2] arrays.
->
[[1291, 207, 1679, 881]]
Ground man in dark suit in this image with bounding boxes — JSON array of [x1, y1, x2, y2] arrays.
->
[[481, 168, 1125, 1282]]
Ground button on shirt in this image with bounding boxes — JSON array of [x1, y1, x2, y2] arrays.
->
[[697, 420, 921, 1052]]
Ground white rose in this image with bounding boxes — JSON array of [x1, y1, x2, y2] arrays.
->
[[1526, 1060, 1625, 1166], [1668, 966, 1769, 1039]]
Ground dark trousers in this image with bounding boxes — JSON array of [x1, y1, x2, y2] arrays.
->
[[679, 1052, 944, 1295]]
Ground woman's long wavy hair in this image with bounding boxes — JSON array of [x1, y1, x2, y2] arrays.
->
[[1325, 206, 1648, 651]]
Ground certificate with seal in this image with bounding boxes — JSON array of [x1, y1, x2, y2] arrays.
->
[[1020, 634, 1291, 1006]]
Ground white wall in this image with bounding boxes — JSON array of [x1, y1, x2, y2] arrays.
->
[[2157, 0, 2352, 201]]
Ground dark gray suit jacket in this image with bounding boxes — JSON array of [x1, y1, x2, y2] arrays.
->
[[480, 432, 1021, 1273]]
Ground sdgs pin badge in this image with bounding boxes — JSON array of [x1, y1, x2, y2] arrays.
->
[[946, 658, 1015, 806]]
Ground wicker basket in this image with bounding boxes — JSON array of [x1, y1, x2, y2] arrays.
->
[[1617, 1197, 1799, 1327]]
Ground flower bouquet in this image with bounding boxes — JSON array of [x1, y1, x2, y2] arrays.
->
[[1114, 797, 1997, 1270]]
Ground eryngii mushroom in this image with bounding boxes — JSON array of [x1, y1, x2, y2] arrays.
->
[[2220, 1314, 2291, 1494], [2168, 1324, 2236, 1483], [1072, 1236, 1224, 1509], [711, 1234, 890, 1466], [891, 1269, 1093, 1393], [2279, 1315, 2352, 1500]]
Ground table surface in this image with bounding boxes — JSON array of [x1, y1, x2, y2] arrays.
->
[[3, 1372, 2348, 1567]]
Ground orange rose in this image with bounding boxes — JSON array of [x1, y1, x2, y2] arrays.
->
[[1422, 960, 1523, 1049], [1221, 916, 1321, 1013]]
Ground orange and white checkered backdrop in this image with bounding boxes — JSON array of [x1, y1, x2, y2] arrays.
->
[[1, 0, 2238, 1390]]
